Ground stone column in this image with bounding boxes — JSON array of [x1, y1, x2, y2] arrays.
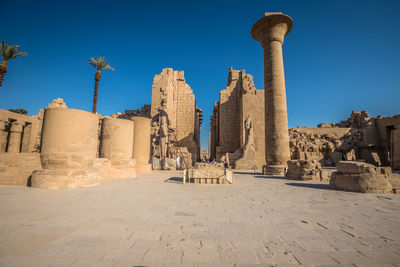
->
[[7, 121, 23, 153], [0, 118, 8, 153], [100, 117, 134, 166], [251, 12, 293, 176], [131, 116, 152, 173], [31, 108, 101, 189]]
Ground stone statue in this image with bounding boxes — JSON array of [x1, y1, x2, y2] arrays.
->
[[244, 115, 255, 153], [234, 115, 257, 169], [158, 102, 170, 159]]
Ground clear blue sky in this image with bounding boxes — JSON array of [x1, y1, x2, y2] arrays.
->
[[1, 0, 399, 151]]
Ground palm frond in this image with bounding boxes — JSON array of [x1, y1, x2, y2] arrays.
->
[[0, 41, 27, 62], [88, 56, 114, 71], [10, 51, 28, 60]]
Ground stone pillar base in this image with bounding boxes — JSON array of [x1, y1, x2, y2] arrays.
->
[[103, 166, 136, 181], [135, 164, 152, 174], [31, 169, 102, 189], [262, 165, 286, 176]]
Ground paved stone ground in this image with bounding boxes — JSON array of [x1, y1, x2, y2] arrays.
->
[[0, 171, 400, 267]]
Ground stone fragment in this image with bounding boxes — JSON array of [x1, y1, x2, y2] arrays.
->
[[184, 163, 233, 184], [47, 98, 67, 108], [336, 161, 376, 174], [285, 159, 325, 181], [329, 161, 395, 193]]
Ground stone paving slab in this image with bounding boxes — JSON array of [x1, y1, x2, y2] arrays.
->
[[0, 171, 399, 266]]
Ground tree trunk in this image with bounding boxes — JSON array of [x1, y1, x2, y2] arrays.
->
[[92, 70, 101, 113], [0, 61, 8, 87]]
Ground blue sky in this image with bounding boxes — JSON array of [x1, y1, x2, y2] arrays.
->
[[1, 0, 399, 151]]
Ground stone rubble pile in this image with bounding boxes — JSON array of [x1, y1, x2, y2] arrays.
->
[[289, 110, 385, 167], [285, 159, 329, 181]]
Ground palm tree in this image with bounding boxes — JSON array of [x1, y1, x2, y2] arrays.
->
[[88, 56, 114, 113], [0, 41, 28, 86]]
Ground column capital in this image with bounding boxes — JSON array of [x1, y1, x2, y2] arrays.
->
[[251, 12, 293, 45], [10, 121, 23, 133]]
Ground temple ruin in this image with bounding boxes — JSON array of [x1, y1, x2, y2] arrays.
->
[[290, 111, 400, 170], [0, 11, 398, 193], [209, 67, 265, 169], [120, 68, 202, 169], [0, 98, 151, 188]]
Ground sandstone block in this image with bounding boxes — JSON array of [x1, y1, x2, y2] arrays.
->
[[0, 153, 41, 185], [329, 172, 392, 194], [285, 160, 323, 181], [336, 161, 376, 174]]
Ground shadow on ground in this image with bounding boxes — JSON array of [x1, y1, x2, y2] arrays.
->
[[234, 171, 261, 175], [285, 182, 332, 190], [164, 177, 183, 183], [254, 175, 287, 180]]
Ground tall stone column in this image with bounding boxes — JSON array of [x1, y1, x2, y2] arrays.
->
[[251, 12, 293, 176], [7, 121, 23, 153]]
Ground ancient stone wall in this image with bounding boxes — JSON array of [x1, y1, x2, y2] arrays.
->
[[209, 68, 266, 169], [240, 81, 265, 168], [376, 115, 400, 170], [216, 68, 241, 158], [290, 111, 400, 170], [0, 109, 43, 153], [150, 68, 201, 163], [0, 153, 41, 185]]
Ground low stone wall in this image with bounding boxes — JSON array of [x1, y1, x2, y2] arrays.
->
[[0, 153, 41, 185]]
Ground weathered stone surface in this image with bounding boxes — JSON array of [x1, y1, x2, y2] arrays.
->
[[329, 161, 396, 193], [285, 159, 325, 181], [209, 68, 265, 169], [39, 108, 99, 170], [194, 162, 224, 170], [161, 158, 177, 170], [336, 161, 377, 174], [290, 111, 400, 171], [234, 115, 258, 169], [31, 168, 101, 189], [47, 98, 67, 108], [150, 68, 201, 164], [329, 172, 393, 194], [185, 163, 233, 184], [100, 117, 134, 167], [131, 116, 152, 173], [0, 109, 43, 153], [0, 153, 41, 185], [31, 108, 101, 189]]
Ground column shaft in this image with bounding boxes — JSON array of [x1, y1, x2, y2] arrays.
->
[[263, 40, 290, 166], [7, 122, 23, 153]]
